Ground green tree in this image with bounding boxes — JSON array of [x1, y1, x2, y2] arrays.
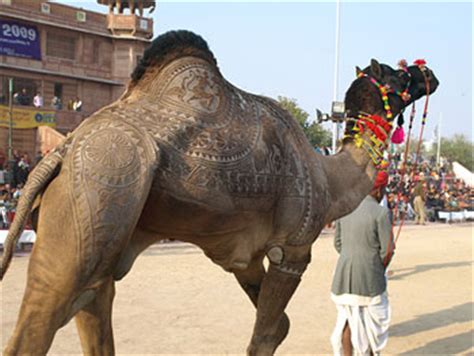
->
[[431, 134, 474, 171], [277, 96, 332, 148]]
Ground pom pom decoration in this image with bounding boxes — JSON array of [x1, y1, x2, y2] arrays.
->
[[414, 59, 427, 70], [400, 91, 411, 101], [391, 126, 405, 144], [398, 59, 408, 70], [373, 170, 389, 190]]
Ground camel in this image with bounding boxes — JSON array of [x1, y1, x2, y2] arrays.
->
[[1, 30, 438, 355]]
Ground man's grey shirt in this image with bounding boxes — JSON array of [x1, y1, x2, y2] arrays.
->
[[331, 196, 394, 298]]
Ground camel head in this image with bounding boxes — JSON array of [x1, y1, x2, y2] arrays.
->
[[348, 59, 413, 121], [403, 59, 439, 103], [344, 58, 439, 143], [351, 58, 439, 115], [340, 58, 439, 173]]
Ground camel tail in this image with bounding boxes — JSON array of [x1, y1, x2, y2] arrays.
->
[[1, 150, 63, 280]]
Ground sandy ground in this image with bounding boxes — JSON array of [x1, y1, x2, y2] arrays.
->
[[1, 223, 472, 355]]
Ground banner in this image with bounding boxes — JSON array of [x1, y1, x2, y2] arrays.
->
[[0, 19, 41, 60], [0, 105, 56, 128]]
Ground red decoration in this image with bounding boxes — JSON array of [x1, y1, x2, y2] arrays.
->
[[391, 126, 405, 144], [414, 59, 427, 67], [373, 170, 389, 189], [356, 114, 392, 142]]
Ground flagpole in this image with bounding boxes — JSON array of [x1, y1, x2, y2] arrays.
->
[[8, 78, 13, 162], [436, 112, 442, 167], [331, 0, 341, 154]]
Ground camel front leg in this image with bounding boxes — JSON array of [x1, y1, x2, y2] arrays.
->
[[234, 253, 265, 307], [75, 277, 115, 356], [247, 244, 311, 356]]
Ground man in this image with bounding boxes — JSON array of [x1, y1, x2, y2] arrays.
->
[[413, 179, 426, 224], [72, 97, 83, 112], [16, 88, 30, 106], [33, 92, 43, 108], [330, 170, 395, 356]]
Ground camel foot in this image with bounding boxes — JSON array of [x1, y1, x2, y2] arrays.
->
[[247, 313, 290, 356]]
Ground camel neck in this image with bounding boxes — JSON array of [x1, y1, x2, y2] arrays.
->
[[322, 140, 378, 223]]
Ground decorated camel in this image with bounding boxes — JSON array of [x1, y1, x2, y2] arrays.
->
[[1, 31, 438, 355]]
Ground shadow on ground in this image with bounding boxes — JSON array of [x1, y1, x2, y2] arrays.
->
[[143, 242, 202, 256], [391, 302, 473, 337], [400, 330, 473, 355], [389, 261, 473, 281]]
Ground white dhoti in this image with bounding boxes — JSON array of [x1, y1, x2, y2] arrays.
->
[[330, 292, 391, 356]]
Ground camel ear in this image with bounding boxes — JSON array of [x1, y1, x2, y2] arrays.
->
[[355, 66, 363, 76], [370, 59, 382, 80]]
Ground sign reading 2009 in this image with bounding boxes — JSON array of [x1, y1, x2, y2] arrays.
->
[[0, 19, 41, 60]]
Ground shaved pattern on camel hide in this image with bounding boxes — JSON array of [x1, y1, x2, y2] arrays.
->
[[123, 57, 320, 245], [68, 120, 156, 278]]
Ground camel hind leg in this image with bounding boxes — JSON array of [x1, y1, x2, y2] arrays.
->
[[4, 124, 157, 355], [75, 277, 116, 356], [3, 170, 91, 355]]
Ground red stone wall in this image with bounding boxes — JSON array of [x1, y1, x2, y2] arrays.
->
[[0, 0, 152, 156], [0, 127, 36, 161]]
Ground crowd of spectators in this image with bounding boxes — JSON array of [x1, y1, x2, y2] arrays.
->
[[0, 150, 41, 229], [2, 87, 83, 112], [385, 153, 473, 224]]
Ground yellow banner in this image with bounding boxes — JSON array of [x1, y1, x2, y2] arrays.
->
[[0, 105, 56, 129]]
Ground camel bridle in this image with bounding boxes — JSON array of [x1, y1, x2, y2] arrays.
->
[[343, 62, 429, 170], [383, 60, 433, 266]]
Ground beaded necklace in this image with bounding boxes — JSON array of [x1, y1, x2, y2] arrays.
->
[[344, 70, 412, 168], [344, 113, 392, 168], [357, 72, 411, 118]]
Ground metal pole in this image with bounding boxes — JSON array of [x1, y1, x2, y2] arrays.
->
[[436, 112, 442, 167], [331, 0, 341, 154], [8, 78, 13, 162]]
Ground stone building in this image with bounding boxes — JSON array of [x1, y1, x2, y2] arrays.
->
[[0, 0, 154, 163]]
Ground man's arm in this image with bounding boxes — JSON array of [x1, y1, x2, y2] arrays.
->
[[334, 220, 342, 254], [377, 209, 395, 267]]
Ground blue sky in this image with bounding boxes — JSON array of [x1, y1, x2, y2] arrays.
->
[[61, 1, 472, 141]]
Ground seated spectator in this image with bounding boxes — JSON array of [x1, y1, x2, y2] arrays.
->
[[20, 88, 30, 105], [17, 156, 30, 186], [425, 191, 438, 222], [16, 88, 30, 106], [51, 96, 62, 110], [0, 184, 10, 202], [458, 193, 470, 210], [444, 193, 458, 212]]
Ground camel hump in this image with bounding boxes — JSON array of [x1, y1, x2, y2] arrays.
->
[[130, 30, 218, 85]]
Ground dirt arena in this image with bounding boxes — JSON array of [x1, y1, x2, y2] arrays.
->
[[1, 223, 472, 355]]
